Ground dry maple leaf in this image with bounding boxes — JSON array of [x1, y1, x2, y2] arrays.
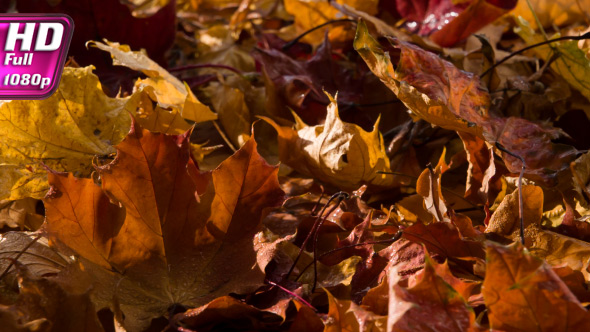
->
[[43, 121, 285, 331], [0, 264, 103, 332], [171, 296, 283, 331], [388, 251, 480, 332], [89, 40, 218, 124], [261, 93, 394, 191], [323, 289, 387, 332], [485, 185, 544, 237], [483, 242, 590, 331], [0, 66, 137, 201]]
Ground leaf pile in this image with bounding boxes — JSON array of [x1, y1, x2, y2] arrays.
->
[[3, 1, 590, 331]]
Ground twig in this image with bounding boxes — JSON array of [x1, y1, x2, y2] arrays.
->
[[282, 18, 357, 51], [212, 121, 237, 152], [284, 192, 348, 281], [312, 192, 348, 293], [480, 33, 590, 78]]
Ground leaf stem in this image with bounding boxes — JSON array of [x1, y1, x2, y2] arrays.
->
[[266, 279, 317, 311], [0, 233, 42, 281], [168, 63, 243, 76], [282, 18, 357, 51], [284, 192, 348, 282]]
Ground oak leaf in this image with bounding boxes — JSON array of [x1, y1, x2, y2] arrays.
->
[[261, 93, 394, 191], [483, 242, 590, 331], [43, 122, 285, 330], [0, 66, 137, 201]]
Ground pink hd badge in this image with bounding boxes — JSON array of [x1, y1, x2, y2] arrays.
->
[[0, 14, 73, 100]]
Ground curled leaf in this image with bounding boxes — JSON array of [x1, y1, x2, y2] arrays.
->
[[261, 93, 394, 191]]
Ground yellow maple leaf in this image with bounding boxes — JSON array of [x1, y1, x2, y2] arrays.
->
[[0, 66, 137, 200], [89, 40, 218, 124], [261, 93, 394, 191]]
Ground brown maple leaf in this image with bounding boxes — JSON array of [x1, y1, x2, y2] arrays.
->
[[43, 121, 286, 330]]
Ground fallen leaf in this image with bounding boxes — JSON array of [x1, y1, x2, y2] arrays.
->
[[483, 242, 590, 331], [171, 296, 283, 331], [485, 185, 544, 237], [0, 66, 137, 200], [415, 154, 449, 222], [89, 40, 218, 124], [43, 122, 285, 330], [511, 0, 590, 29], [324, 289, 387, 332], [0, 199, 43, 230], [0, 264, 104, 332], [458, 132, 502, 204], [206, 82, 252, 147], [0, 232, 69, 285], [261, 93, 394, 191], [388, 252, 479, 332], [396, 0, 517, 47]]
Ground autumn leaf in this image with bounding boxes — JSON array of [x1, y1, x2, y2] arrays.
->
[[458, 132, 503, 204], [262, 93, 394, 191], [324, 289, 387, 332], [415, 153, 450, 222], [388, 251, 479, 332], [0, 264, 103, 332], [485, 185, 544, 237], [284, 0, 378, 45], [16, 0, 176, 93], [396, 0, 517, 47], [206, 82, 252, 147], [483, 242, 590, 331], [171, 296, 283, 331], [0, 232, 69, 284], [0, 199, 43, 230], [89, 40, 218, 124], [43, 122, 285, 330], [511, 0, 590, 29], [0, 66, 137, 201]]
